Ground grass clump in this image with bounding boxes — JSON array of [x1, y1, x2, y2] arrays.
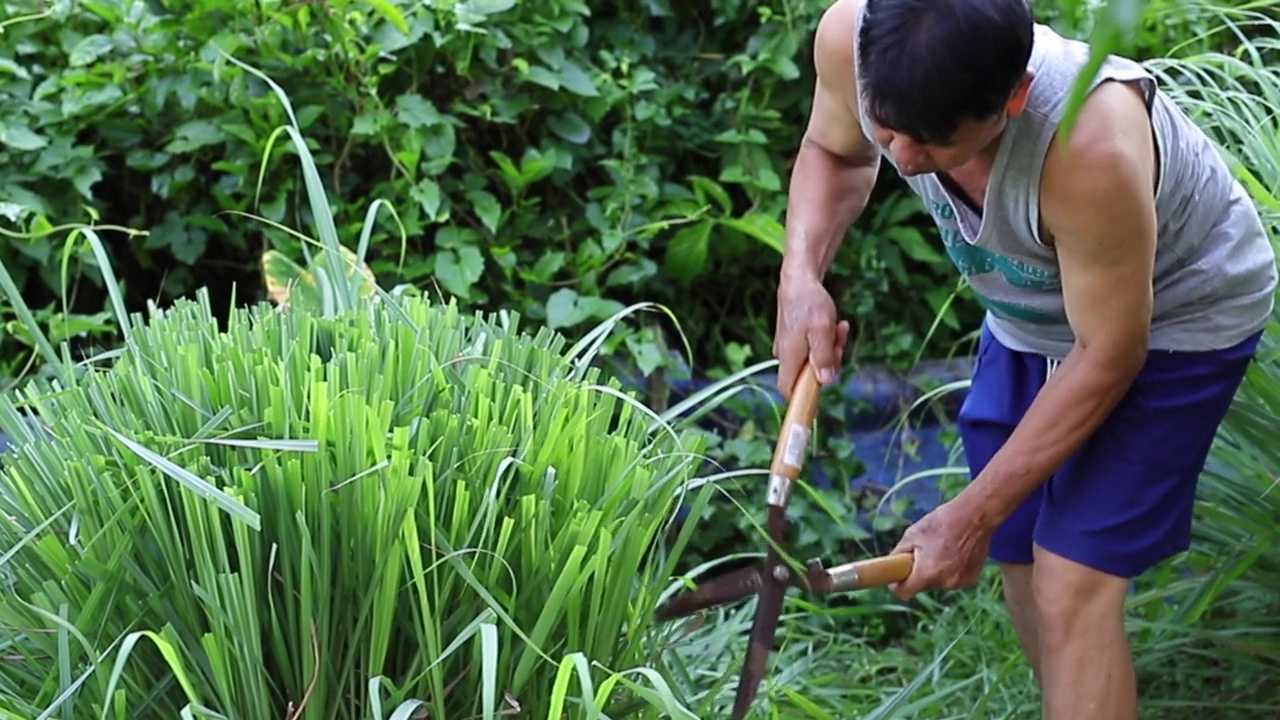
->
[[0, 288, 723, 719]]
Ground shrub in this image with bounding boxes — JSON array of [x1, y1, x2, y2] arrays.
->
[[0, 0, 973, 381]]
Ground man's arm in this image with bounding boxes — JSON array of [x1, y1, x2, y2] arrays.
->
[[961, 81, 1159, 529], [780, 0, 882, 286]]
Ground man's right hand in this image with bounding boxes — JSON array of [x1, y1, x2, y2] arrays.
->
[[772, 276, 851, 400]]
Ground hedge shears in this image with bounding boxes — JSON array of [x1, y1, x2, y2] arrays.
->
[[656, 362, 915, 719]]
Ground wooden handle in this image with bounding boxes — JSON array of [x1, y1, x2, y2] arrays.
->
[[819, 553, 915, 591], [851, 553, 914, 588], [769, 362, 822, 480]]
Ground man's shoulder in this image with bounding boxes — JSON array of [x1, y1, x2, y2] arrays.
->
[[813, 0, 866, 98], [1039, 80, 1157, 232], [814, 0, 864, 72], [1042, 81, 1154, 179]]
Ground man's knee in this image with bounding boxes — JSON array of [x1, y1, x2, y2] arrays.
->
[[1000, 561, 1036, 606], [1030, 544, 1129, 644], [999, 562, 1041, 639]]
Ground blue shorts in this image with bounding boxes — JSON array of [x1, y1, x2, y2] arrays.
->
[[958, 322, 1262, 579]]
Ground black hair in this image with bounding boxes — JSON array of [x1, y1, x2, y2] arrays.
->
[[856, 0, 1034, 145]]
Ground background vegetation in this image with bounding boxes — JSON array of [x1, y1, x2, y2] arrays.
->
[[1, 0, 1277, 717]]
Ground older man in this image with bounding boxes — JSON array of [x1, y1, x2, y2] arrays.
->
[[771, 0, 1277, 717]]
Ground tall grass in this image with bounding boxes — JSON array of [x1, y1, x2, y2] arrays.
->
[[1136, 0, 1280, 694], [0, 287, 744, 719]]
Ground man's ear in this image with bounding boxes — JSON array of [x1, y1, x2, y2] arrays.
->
[[1006, 70, 1036, 117]]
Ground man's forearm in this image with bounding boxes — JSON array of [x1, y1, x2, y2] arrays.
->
[[780, 139, 879, 283], [961, 345, 1145, 529]]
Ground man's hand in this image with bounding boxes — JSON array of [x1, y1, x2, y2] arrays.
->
[[773, 276, 851, 399], [887, 496, 993, 601]]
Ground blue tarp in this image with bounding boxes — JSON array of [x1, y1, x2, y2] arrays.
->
[[610, 356, 977, 522]]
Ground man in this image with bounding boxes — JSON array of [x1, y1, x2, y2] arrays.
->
[[771, 0, 1277, 717]]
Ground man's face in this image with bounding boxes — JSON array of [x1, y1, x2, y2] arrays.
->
[[864, 71, 1034, 176], [869, 115, 1008, 176]]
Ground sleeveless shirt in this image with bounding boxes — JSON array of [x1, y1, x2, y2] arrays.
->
[[849, 12, 1277, 359]]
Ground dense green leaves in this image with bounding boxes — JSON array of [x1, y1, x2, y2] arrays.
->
[[0, 289, 722, 719], [0, 0, 1251, 386], [0, 0, 983, 384]]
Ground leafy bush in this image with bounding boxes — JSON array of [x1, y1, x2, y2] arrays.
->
[[0, 0, 977, 382]]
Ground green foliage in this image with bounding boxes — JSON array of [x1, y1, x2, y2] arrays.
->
[[1046, 0, 1224, 137], [1143, 0, 1280, 677], [3, 0, 1280, 718], [0, 285, 732, 719], [0, 0, 1247, 381], [0, 0, 980, 383], [0, 0, 1259, 376], [0, 52, 952, 718]]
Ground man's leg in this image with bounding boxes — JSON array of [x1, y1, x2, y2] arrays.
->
[[956, 323, 1052, 681], [1000, 561, 1043, 684], [987, 497, 1047, 682], [1032, 545, 1135, 720], [1027, 331, 1262, 720]]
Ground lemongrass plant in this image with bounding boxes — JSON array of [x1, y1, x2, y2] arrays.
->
[[0, 52, 736, 720], [0, 283, 735, 719]]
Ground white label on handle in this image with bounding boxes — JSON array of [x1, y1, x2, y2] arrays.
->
[[782, 422, 809, 468]]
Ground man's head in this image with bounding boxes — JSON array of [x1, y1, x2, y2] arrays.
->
[[856, 0, 1035, 175]]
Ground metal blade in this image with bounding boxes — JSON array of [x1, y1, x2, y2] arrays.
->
[[655, 565, 766, 622], [730, 564, 785, 719], [730, 506, 790, 719]]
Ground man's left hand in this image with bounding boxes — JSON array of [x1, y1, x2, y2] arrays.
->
[[888, 496, 993, 601]]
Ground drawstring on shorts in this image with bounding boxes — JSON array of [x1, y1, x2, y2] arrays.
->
[[1045, 356, 1061, 382]]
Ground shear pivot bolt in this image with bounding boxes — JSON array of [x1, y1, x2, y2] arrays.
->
[[772, 566, 790, 582]]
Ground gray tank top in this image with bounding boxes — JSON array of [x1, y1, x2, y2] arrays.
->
[[850, 14, 1277, 358]]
